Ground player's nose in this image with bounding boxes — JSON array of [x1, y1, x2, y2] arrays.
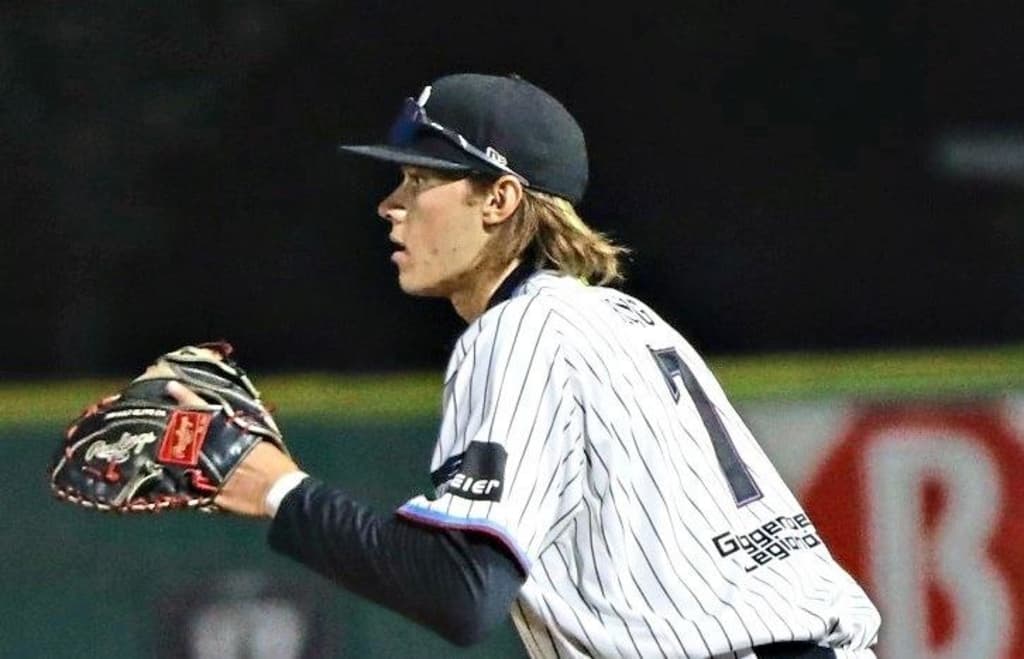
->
[[377, 187, 403, 223]]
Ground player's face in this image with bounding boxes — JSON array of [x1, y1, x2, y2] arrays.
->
[[377, 166, 492, 299]]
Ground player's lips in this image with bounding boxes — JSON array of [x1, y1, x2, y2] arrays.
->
[[390, 239, 407, 265]]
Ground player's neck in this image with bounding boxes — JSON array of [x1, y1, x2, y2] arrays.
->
[[450, 258, 522, 323]]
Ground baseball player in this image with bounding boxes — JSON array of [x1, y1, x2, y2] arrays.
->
[[176, 73, 881, 658]]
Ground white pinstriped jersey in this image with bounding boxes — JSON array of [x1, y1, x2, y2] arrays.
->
[[399, 271, 880, 658]]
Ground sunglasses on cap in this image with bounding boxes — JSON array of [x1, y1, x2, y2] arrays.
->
[[387, 97, 530, 186]]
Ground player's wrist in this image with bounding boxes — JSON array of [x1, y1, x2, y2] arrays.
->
[[264, 470, 309, 517]]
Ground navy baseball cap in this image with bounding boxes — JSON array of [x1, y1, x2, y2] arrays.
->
[[339, 73, 589, 204]]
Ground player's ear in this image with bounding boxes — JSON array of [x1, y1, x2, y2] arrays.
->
[[480, 175, 523, 227]]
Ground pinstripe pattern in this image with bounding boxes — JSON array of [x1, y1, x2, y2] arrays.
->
[[399, 271, 880, 658]]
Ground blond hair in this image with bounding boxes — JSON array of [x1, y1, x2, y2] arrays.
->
[[474, 179, 630, 285]]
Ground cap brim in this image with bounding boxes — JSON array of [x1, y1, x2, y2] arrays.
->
[[338, 144, 473, 172]]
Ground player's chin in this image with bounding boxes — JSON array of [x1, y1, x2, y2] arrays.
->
[[397, 272, 445, 298]]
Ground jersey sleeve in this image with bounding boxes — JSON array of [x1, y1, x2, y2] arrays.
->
[[397, 296, 583, 573]]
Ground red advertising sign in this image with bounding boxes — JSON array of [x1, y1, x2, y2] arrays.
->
[[803, 403, 1024, 658]]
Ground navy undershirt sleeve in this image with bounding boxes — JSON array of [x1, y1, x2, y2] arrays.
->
[[267, 478, 526, 647]]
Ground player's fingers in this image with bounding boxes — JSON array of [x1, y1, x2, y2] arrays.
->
[[165, 380, 207, 406]]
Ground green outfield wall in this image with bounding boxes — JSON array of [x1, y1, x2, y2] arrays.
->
[[2, 343, 1022, 658]]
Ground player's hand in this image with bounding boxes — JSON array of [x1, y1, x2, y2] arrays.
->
[[166, 381, 301, 518]]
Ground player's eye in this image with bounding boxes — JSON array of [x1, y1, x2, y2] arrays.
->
[[402, 170, 425, 189]]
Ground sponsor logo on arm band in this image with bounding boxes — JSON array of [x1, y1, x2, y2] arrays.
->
[[433, 441, 508, 502]]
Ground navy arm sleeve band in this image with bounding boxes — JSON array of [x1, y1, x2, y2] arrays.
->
[[267, 478, 526, 647]]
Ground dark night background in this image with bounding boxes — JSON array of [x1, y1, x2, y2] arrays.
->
[[3, 2, 1022, 377]]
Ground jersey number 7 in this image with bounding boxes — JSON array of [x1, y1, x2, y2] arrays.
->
[[650, 347, 763, 507]]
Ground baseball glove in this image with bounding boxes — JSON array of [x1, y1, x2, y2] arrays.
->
[[49, 342, 288, 512]]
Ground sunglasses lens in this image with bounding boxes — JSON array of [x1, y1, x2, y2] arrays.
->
[[379, 97, 527, 185], [387, 99, 422, 146]]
